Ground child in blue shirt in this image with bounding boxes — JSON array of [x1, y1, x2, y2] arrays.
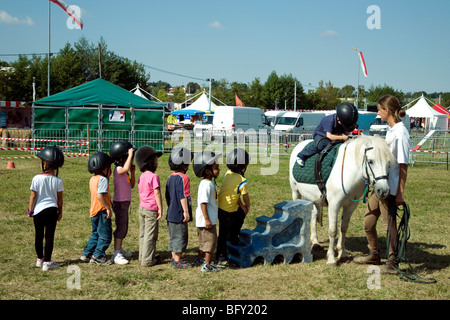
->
[[165, 147, 193, 269], [296, 103, 358, 167]]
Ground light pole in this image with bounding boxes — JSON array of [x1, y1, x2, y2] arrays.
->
[[294, 81, 297, 111], [206, 78, 213, 111]]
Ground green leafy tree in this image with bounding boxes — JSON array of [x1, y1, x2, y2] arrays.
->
[[211, 78, 233, 105], [171, 86, 186, 103], [156, 88, 168, 102], [263, 71, 282, 108], [305, 80, 340, 110], [366, 84, 404, 105], [247, 78, 265, 108], [186, 82, 200, 94], [0, 36, 151, 101], [339, 85, 355, 98]]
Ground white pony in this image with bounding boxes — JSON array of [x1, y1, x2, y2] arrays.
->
[[289, 135, 395, 265]]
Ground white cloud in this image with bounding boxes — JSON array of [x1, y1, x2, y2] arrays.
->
[[209, 21, 224, 30], [0, 10, 34, 25], [319, 29, 338, 37]]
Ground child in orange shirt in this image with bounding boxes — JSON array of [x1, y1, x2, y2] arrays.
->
[[81, 152, 114, 264]]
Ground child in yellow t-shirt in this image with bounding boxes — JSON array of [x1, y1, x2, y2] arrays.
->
[[216, 148, 250, 266]]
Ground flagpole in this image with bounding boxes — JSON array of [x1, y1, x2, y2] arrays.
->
[[48, 1, 51, 96], [352, 47, 360, 108]]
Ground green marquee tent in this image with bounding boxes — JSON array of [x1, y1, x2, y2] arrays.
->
[[33, 78, 166, 152], [34, 78, 164, 109]]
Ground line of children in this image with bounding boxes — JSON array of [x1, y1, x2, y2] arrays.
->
[[31, 141, 250, 272]]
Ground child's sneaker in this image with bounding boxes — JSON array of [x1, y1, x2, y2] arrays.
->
[[120, 248, 133, 260], [193, 256, 205, 267], [216, 259, 230, 268], [171, 258, 190, 269], [80, 254, 91, 262], [90, 256, 112, 265], [113, 252, 129, 265], [296, 157, 305, 167], [201, 263, 221, 272], [42, 261, 59, 271], [36, 258, 43, 268]]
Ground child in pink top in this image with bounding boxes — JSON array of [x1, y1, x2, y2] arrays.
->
[[135, 146, 163, 267], [110, 142, 136, 265]]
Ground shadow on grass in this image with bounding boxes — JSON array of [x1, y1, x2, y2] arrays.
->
[[347, 236, 448, 272]]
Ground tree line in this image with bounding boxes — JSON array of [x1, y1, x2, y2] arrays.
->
[[1, 37, 448, 109]]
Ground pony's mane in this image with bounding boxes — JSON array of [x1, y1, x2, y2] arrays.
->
[[350, 135, 396, 165]]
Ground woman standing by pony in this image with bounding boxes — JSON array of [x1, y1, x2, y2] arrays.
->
[[355, 95, 410, 273]]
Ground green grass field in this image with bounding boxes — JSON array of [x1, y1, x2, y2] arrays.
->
[[0, 153, 448, 300]]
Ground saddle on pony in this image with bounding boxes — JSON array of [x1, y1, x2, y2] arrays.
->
[[292, 139, 343, 199]]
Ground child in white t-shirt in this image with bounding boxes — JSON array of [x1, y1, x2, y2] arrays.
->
[[28, 146, 64, 271], [193, 151, 222, 272]]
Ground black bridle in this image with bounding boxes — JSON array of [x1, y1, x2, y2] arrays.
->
[[341, 144, 389, 203], [363, 147, 389, 187]]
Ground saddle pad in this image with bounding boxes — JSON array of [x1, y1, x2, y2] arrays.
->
[[292, 142, 342, 185]]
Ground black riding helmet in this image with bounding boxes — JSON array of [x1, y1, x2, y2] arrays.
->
[[109, 140, 135, 161], [336, 102, 359, 132], [168, 147, 193, 171], [193, 151, 222, 178], [88, 152, 114, 175], [135, 145, 162, 172], [36, 145, 65, 168], [226, 148, 250, 173]]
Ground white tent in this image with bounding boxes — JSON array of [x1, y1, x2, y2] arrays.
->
[[183, 92, 217, 113], [130, 84, 173, 111], [132, 86, 148, 99], [406, 95, 448, 131]]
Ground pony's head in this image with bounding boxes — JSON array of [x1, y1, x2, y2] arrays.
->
[[353, 135, 395, 199]]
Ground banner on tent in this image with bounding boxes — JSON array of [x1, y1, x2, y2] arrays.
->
[[109, 110, 126, 122]]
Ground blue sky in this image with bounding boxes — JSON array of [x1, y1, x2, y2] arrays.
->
[[1, 0, 449, 93]]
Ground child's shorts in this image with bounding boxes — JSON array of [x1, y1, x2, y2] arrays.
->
[[112, 201, 130, 239], [197, 225, 217, 253], [167, 221, 188, 253]]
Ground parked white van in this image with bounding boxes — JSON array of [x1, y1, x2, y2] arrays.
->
[[369, 114, 410, 136], [212, 106, 270, 132], [274, 111, 327, 134], [265, 110, 286, 127]]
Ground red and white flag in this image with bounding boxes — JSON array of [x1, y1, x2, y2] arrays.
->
[[359, 51, 368, 77], [235, 94, 245, 107], [49, 0, 83, 29]]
